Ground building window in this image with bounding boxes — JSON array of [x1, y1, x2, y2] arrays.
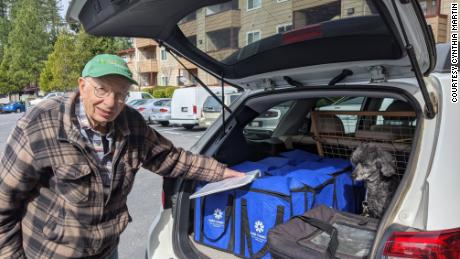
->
[[160, 76, 169, 86], [276, 23, 293, 33], [206, 28, 239, 52], [246, 30, 261, 45], [206, 0, 238, 16], [247, 0, 261, 11], [160, 48, 168, 60]]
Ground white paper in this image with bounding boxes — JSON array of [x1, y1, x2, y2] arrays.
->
[[189, 170, 260, 199]]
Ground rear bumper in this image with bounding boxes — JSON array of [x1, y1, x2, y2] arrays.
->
[[169, 119, 198, 125], [151, 114, 171, 122], [146, 208, 177, 259]]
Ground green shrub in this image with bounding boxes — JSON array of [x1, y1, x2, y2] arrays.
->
[[152, 86, 176, 98]]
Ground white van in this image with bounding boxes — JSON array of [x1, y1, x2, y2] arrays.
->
[[169, 86, 237, 129]]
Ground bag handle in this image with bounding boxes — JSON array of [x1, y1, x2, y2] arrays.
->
[[241, 198, 285, 259], [200, 195, 233, 242], [295, 215, 339, 259]]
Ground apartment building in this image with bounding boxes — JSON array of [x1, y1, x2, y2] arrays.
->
[[121, 0, 453, 88]]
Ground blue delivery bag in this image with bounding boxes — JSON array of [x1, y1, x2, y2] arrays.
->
[[296, 158, 363, 213], [266, 164, 296, 176], [194, 183, 235, 252], [286, 169, 337, 215], [255, 157, 291, 170], [231, 161, 270, 174], [279, 149, 321, 165], [234, 176, 303, 259]]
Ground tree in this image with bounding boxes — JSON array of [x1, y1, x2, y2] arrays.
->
[[39, 0, 61, 45], [39, 26, 132, 93], [0, 0, 51, 94], [0, 0, 12, 61], [40, 30, 77, 92], [73, 27, 132, 76]]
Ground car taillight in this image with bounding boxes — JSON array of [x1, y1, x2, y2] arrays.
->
[[159, 108, 168, 113], [383, 228, 460, 259], [161, 190, 166, 209], [137, 107, 145, 112], [193, 105, 197, 114], [282, 24, 322, 44]]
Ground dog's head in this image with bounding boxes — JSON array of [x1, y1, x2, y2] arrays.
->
[[350, 143, 396, 181]]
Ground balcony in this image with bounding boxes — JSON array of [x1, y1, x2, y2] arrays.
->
[[135, 38, 158, 49], [205, 9, 241, 32], [137, 60, 158, 73], [179, 19, 197, 37], [179, 58, 197, 70], [293, 0, 338, 11], [426, 14, 448, 43]]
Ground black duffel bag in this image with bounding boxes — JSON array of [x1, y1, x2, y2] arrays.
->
[[267, 205, 379, 259]]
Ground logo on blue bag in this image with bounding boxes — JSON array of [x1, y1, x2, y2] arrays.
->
[[254, 221, 264, 233], [213, 208, 223, 220], [208, 208, 225, 228], [250, 220, 267, 243]]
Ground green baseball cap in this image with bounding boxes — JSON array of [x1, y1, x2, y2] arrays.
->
[[82, 54, 138, 85]]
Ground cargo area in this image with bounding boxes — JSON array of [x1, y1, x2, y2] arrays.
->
[[187, 95, 417, 258]]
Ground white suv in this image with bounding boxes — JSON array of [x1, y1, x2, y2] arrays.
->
[[68, 1, 458, 258]]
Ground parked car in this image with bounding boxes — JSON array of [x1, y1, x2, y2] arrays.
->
[[29, 92, 65, 106], [126, 91, 154, 104], [169, 86, 237, 129], [198, 93, 241, 128], [1, 101, 26, 113], [243, 102, 292, 140], [127, 99, 144, 107], [129, 99, 157, 122], [319, 97, 394, 133], [70, 1, 457, 259], [150, 98, 172, 126]]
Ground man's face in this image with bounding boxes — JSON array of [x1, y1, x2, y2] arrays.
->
[[78, 75, 131, 128]]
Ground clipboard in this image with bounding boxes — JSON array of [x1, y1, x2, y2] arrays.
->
[[189, 170, 260, 199]]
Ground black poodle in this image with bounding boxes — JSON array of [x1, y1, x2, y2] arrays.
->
[[350, 143, 399, 219]]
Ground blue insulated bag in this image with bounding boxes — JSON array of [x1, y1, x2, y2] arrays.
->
[[286, 169, 337, 215], [296, 158, 362, 213], [194, 183, 235, 252], [255, 157, 291, 170], [279, 149, 321, 165], [234, 176, 302, 258], [231, 161, 270, 174], [266, 164, 296, 176]]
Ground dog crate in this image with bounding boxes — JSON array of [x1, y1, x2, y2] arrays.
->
[[310, 110, 417, 177]]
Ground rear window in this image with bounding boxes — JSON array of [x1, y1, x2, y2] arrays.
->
[[203, 96, 222, 112], [154, 100, 171, 106], [142, 93, 153, 99], [178, 0, 379, 65]]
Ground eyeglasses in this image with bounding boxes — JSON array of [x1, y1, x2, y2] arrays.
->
[[84, 79, 129, 103]]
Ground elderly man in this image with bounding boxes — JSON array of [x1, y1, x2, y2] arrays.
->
[[0, 54, 243, 258]]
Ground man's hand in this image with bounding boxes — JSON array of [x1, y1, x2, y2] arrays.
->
[[222, 168, 245, 179]]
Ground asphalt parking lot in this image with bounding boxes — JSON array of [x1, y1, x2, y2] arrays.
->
[[0, 113, 206, 259]]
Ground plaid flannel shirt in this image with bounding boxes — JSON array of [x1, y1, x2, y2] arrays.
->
[[0, 92, 226, 258]]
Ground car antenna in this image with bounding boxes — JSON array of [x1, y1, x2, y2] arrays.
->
[[328, 69, 353, 86], [390, 0, 436, 119], [161, 42, 233, 114]]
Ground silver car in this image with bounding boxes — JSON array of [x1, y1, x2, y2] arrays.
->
[[150, 99, 172, 126]]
